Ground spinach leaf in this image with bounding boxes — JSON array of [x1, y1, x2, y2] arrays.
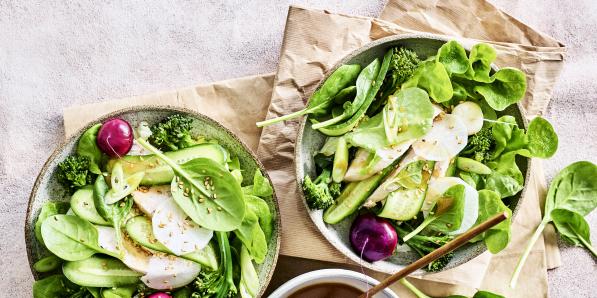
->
[[312, 58, 381, 129], [256, 64, 361, 127], [33, 275, 83, 298], [170, 158, 246, 231], [526, 116, 558, 158], [551, 209, 596, 257], [244, 169, 273, 198], [511, 161, 597, 288], [234, 202, 267, 264], [437, 40, 470, 75], [403, 60, 453, 103], [77, 124, 103, 174], [63, 255, 142, 287], [474, 68, 527, 111], [403, 184, 465, 241], [35, 201, 70, 246], [470, 190, 512, 253], [92, 175, 133, 252], [318, 48, 392, 136], [40, 214, 117, 261]]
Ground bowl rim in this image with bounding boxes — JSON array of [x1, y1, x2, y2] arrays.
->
[[24, 105, 282, 297], [267, 268, 399, 298], [294, 33, 531, 274]]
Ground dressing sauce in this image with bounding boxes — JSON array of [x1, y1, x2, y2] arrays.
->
[[288, 283, 365, 298]]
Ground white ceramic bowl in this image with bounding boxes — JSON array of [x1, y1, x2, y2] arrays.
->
[[268, 269, 399, 298]]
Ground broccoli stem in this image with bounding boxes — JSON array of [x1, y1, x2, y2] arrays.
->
[[399, 279, 431, 298], [510, 218, 548, 288], [402, 216, 436, 242]]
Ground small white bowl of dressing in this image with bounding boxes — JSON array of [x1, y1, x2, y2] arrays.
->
[[268, 269, 399, 298]]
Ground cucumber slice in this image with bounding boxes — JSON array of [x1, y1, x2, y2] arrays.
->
[[125, 216, 218, 270], [456, 157, 492, 175], [323, 155, 403, 224], [63, 256, 142, 288], [107, 144, 228, 185], [378, 188, 426, 221], [125, 216, 169, 252], [71, 187, 110, 226]]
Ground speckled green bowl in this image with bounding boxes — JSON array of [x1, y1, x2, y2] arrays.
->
[[25, 106, 281, 296], [295, 34, 530, 275]]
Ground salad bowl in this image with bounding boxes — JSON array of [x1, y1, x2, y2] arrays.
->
[[26, 106, 281, 297], [295, 34, 532, 275]]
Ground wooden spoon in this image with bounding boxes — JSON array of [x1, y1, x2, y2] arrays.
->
[[359, 211, 509, 298]]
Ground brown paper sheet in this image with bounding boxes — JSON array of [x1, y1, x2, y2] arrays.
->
[[256, 2, 565, 297]]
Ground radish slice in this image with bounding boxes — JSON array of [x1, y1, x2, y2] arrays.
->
[[412, 114, 468, 161], [152, 198, 213, 256], [432, 104, 445, 119], [422, 177, 479, 235], [344, 140, 413, 181], [96, 226, 150, 273], [132, 185, 171, 216], [141, 255, 201, 290], [452, 101, 484, 135]]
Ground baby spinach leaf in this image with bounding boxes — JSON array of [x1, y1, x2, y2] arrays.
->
[[437, 40, 470, 75], [234, 201, 267, 264], [485, 153, 524, 198], [474, 68, 527, 111], [171, 158, 246, 231], [403, 60, 453, 103], [465, 43, 497, 83], [77, 124, 103, 174], [403, 184, 466, 241], [472, 190, 512, 253], [41, 214, 116, 261], [317, 49, 392, 136], [527, 116, 558, 158], [33, 274, 83, 298], [551, 209, 595, 257], [245, 194, 274, 241], [312, 58, 381, 129], [256, 64, 361, 127], [511, 161, 597, 288], [545, 161, 597, 217], [35, 201, 70, 246]]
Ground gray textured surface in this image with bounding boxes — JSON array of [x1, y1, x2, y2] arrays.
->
[[0, 0, 594, 297]]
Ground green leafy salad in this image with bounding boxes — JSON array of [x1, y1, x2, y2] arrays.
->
[[33, 114, 274, 298], [259, 40, 559, 269]]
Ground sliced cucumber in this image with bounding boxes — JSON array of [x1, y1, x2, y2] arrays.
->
[[456, 157, 492, 175], [63, 256, 142, 288], [125, 216, 218, 270], [71, 186, 110, 226], [323, 155, 403, 224], [378, 188, 426, 221], [125, 216, 168, 252], [107, 144, 228, 185]]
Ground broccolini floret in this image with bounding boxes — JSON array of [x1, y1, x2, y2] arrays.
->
[[396, 225, 454, 272], [461, 126, 495, 163], [57, 155, 93, 191], [390, 47, 422, 87], [148, 114, 201, 151], [192, 232, 236, 298], [302, 169, 337, 210], [329, 182, 342, 198]]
